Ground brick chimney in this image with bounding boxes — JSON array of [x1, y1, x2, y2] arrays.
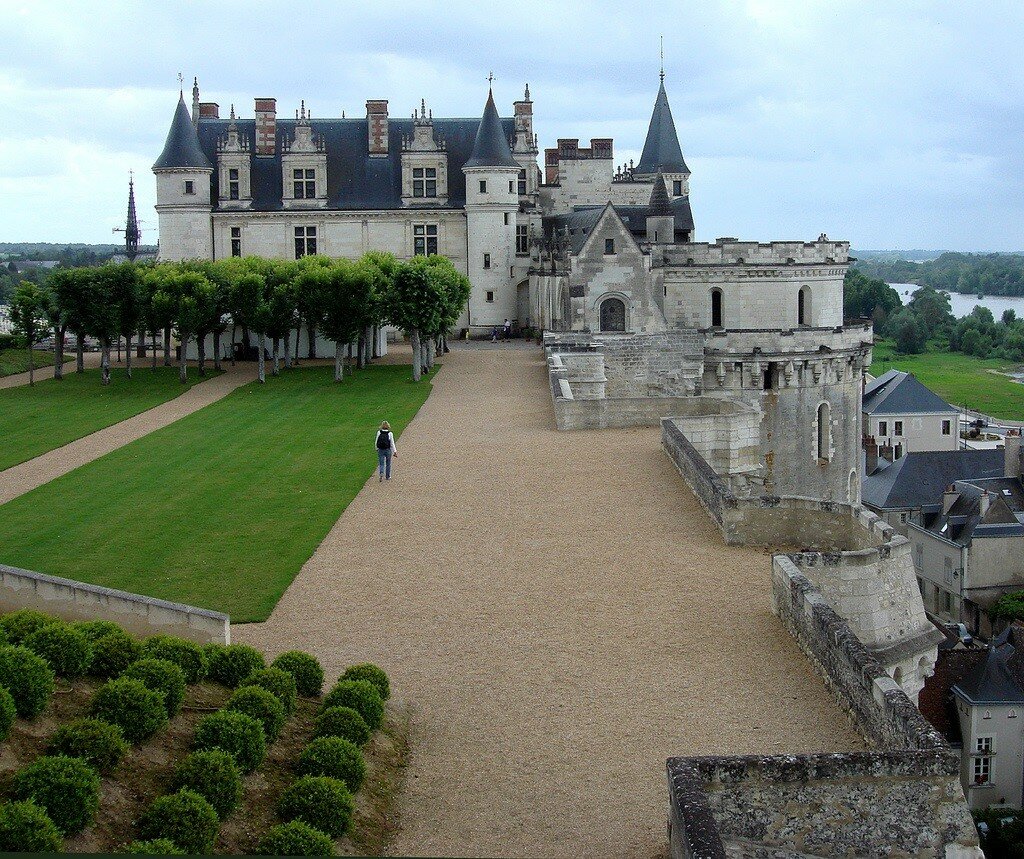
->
[[254, 98, 277, 156], [878, 442, 894, 466], [1006, 431, 1022, 479], [864, 435, 879, 475], [366, 100, 388, 155], [199, 102, 220, 119]]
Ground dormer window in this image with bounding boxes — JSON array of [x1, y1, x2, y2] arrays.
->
[[413, 168, 437, 198], [184, 180, 195, 195], [228, 169, 239, 201], [673, 180, 682, 195], [293, 169, 316, 199]]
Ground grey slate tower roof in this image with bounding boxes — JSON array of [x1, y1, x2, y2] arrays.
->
[[153, 95, 213, 171], [636, 80, 689, 175], [463, 89, 520, 170], [648, 173, 673, 216], [953, 645, 1024, 705]]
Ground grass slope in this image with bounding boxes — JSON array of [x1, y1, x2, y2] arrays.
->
[[870, 340, 1024, 421], [0, 348, 65, 377], [0, 367, 216, 471], [0, 364, 433, 622]]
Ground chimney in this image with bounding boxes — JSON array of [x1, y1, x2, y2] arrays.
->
[[513, 84, 534, 148], [878, 443, 894, 465], [199, 102, 220, 119], [366, 100, 388, 155], [254, 98, 277, 156], [544, 148, 559, 184], [980, 491, 992, 519], [943, 484, 959, 515], [864, 435, 878, 475], [1006, 431, 1022, 479]]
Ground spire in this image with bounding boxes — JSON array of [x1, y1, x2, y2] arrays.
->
[[648, 172, 673, 216], [635, 78, 689, 176], [124, 173, 140, 261], [464, 88, 520, 170], [191, 76, 200, 128], [153, 93, 213, 170]]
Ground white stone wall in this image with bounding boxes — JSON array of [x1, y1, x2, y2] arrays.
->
[[464, 165, 519, 329], [864, 411, 959, 454], [956, 699, 1024, 811], [155, 170, 213, 261]]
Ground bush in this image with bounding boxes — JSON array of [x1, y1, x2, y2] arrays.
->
[[90, 677, 167, 744], [0, 644, 55, 718], [72, 619, 124, 644], [24, 622, 92, 679], [341, 663, 390, 701], [257, 820, 335, 856], [47, 718, 128, 775], [10, 755, 100, 835], [226, 686, 285, 742], [0, 609, 57, 645], [272, 650, 325, 697], [277, 775, 353, 838], [123, 658, 186, 717], [240, 667, 297, 714], [0, 687, 15, 742], [89, 630, 143, 679], [140, 636, 207, 683], [121, 838, 185, 855], [136, 789, 219, 855], [170, 749, 242, 819], [193, 709, 266, 773], [323, 679, 383, 730], [0, 800, 64, 852], [207, 643, 266, 688], [297, 736, 366, 792], [201, 642, 224, 664], [313, 706, 371, 746]]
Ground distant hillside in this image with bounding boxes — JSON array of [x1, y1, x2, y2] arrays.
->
[[853, 252, 1024, 297], [0, 242, 158, 260], [852, 249, 950, 262]]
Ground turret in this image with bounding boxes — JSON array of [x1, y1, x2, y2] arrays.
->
[[634, 75, 690, 200], [645, 173, 675, 244], [512, 83, 539, 201]]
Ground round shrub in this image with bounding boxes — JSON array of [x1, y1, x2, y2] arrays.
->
[[323, 679, 383, 730], [24, 622, 92, 679], [121, 838, 184, 855], [341, 663, 390, 701], [193, 709, 266, 773], [240, 667, 296, 714], [0, 687, 15, 742], [170, 749, 242, 820], [0, 800, 63, 852], [136, 789, 219, 855], [0, 644, 55, 719], [207, 643, 266, 688], [297, 736, 366, 792], [90, 676, 167, 744], [89, 631, 142, 679], [257, 820, 335, 856], [72, 619, 124, 644], [47, 718, 128, 775], [313, 706, 371, 746], [272, 650, 325, 697], [201, 642, 224, 664], [277, 775, 353, 838], [123, 658, 186, 717], [140, 636, 207, 684], [11, 754, 100, 835], [226, 686, 285, 742], [0, 609, 57, 645]]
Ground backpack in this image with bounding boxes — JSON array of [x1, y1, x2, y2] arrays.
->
[[376, 430, 391, 450]]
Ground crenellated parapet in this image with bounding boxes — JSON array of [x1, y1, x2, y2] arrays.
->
[[665, 239, 849, 267]]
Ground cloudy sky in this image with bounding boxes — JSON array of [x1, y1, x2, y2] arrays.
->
[[1, 0, 1021, 250]]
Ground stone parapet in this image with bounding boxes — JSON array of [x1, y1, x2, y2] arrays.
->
[[663, 239, 850, 267], [702, 322, 873, 358]]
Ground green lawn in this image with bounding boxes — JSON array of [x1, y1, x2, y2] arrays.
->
[[0, 348, 65, 377], [0, 367, 216, 471], [870, 340, 1024, 421], [0, 364, 434, 622]]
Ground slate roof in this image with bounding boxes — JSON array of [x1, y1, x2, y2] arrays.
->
[[635, 80, 689, 175], [863, 369, 957, 415], [861, 449, 1004, 510], [953, 645, 1024, 705], [463, 90, 521, 170], [542, 197, 695, 254], [920, 479, 1024, 544], [648, 173, 673, 217], [154, 95, 214, 171]]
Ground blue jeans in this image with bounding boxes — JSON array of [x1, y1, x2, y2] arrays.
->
[[377, 449, 392, 478]]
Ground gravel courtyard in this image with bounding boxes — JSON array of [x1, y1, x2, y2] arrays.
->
[[235, 344, 863, 858]]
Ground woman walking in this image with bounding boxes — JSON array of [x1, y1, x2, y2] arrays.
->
[[376, 421, 397, 482]]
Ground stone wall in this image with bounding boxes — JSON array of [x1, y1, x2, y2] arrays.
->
[[597, 331, 703, 398], [0, 563, 230, 644]]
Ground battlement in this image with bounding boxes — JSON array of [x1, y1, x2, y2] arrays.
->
[[665, 239, 850, 267], [704, 322, 873, 358]]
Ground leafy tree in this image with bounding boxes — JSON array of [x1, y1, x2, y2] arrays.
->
[[9, 282, 49, 386], [265, 281, 297, 377], [111, 264, 142, 378], [317, 261, 364, 382], [908, 285, 954, 334], [48, 267, 92, 376], [885, 308, 929, 354], [232, 270, 270, 383], [38, 286, 68, 380], [86, 266, 124, 386], [843, 269, 902, 322], [387, 257, 444, 382]]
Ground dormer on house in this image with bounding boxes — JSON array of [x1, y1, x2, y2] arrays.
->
[[282, 101, 328, 210], [401, 100, 448, 207], [216, 105, 252, 209]]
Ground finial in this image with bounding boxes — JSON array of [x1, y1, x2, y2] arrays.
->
[[229, 103, 235, 120], [487, 71, 495, 89], [193, 76, 198, 87], [429, 109, 432, 119], [129, 169, 134, 185], [421, 97, 426, 117], [660, 35, 665, 82], [300, 99, 306, 120], [177, 71, 183, 94], [525, 83, 531, 101]]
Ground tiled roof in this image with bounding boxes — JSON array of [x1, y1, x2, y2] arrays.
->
[[862, 449, 1004, 510], [154, 95, 213, 171], [636, 80, 689, 175], [954, 645, 1024, 705], [863, 369, 957, 415]]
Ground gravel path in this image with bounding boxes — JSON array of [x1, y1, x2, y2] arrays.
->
[[233, 345, 864, 858], [0, 352, 102, 389]]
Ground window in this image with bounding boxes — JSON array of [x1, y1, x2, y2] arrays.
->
[[942, 419, 952, 435], [293, 168, 316, 199], [944, 557, 953, 585], [230, 227, 241, 258], [483, 253, 491, 269], [600, 297, 626, 332], [711, 288, 723, 328], [899, 512, 908, 524], [604, 238, 615, 254], [974, 737, 993, 785], [943, 590, 953, 614], [516, 225, 529, 254], [184, 180, 195, 195], [413, 224, 438, 256], [485, 290, 494, 303], [672, 179, 682, 196], [509, 180, 514, 194], [914, 544, 923, 570], [294, 225, 317, 258], [479, 179, 487, 193], [504, 213, 509, 225], [228, 169, 239, 201], [798, 286, 811, 325], [817, 403, 831, 461], [878, 421, 888, 437], [894, 420, 904, 436], [412, 167, 437, 198], [518, 169, 527, 196], [763, 363, 775, 391]]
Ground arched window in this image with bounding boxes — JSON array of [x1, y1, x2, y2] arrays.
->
[[816, 402, 831, 461], [710, 288, 723, 328], [600, 297, 626, 332], [798, 286, 811, 325], [848, 469, 859, 503]]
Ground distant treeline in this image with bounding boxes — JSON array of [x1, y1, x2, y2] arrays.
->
[[0, 244, 158, 304], [854, 252, 1024, 297]]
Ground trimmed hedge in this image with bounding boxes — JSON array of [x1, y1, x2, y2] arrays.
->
[[89, 631, 143, 679], [257, 820, 335, 856], [136, 789, 219, 855], [170, 750, 242, 820], [24, 622, 92, 679], [10, 754, 100, 835], [140, 636, 207, 684], [0, 644, 55, 718], [193, 709, 266, 773], [47, 718, 128, 775], [297, 736, 366, 792], [0, 687, 15, 742], [277, 775, 353, 838], [240, 667, 297, 715], [313, 706, 371, 746], [323, 679, 383, 730], [0, 609, 57, 645], [123, 658, 186, 718], [0, 800, 64, 852], [72, 619, 124, 644], [341, 663, 390, 701], [207, 644, 266, 688], [90, 677, 168, 744], [271, 650, 325, 697], [225, 686, 286, 742], [121, 837, 185, 855]]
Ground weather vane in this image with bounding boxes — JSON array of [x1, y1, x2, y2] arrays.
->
[[487, 71, 495, 87], [660, 36, 665, 82], [177, 71, 184, 92]]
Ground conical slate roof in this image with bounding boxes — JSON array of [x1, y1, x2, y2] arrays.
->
[[636, 80, 688, 175], [648, 172, 673, 216], [463, 89, 520, 170], [153, 95, 213, 170]]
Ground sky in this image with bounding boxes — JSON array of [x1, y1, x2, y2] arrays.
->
[[0, 0, 1021, 251]]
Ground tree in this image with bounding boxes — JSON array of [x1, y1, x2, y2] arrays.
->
[[232, 270, 270, 383], [909, 285, 954, 334], [49, 267, 92, 374], [387, 257, 445, 382], [9, 282, 49, 386], [265, 281, 296, 377], [843, 269, 902, 322], [421, 255, 470, 362], [316, 263, 361, 382], [38, 286, 68, 380], [111, 264, 142, 378], [295, 255, 332, 363], [885, 309, 929, 355], [87, 266, 126, 386]]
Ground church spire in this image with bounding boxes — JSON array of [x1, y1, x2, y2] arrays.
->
[[635, 76, 688, 176], [124, 173, 140, 261]]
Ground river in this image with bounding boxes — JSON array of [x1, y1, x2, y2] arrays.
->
[[888, 283, 1024, 320]]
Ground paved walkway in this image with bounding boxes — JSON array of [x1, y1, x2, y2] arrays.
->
[[234, 345, 863, 857]]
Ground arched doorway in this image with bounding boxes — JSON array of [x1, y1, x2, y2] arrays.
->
[[600, 297, 626, 332]]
